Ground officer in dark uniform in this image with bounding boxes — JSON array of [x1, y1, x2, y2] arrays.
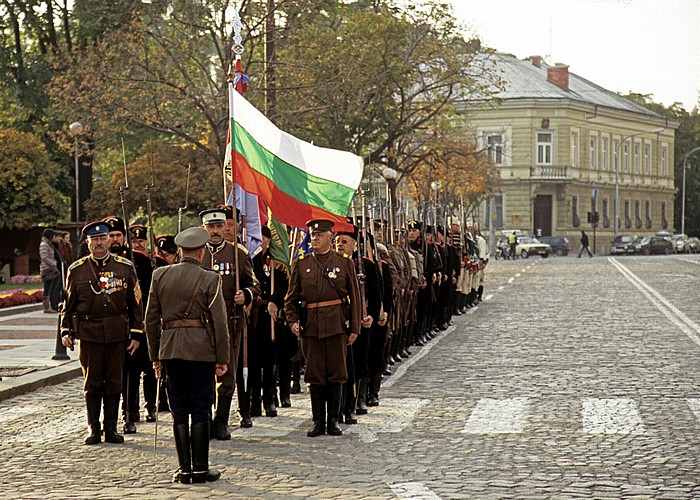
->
[[284, 219, 362, 437], [102, 215, 155, 433], [155, 234, 178, 267], [200, 207, 260, 438], [60, 221, 144, 445], [129, 223, 149, 255], [145, 226, 230, 484]]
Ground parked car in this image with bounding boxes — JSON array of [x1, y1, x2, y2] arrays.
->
[[539, 236, 570, 256], [609, 234, 640, 255], [672, 234, 691, 253], [688, 237, 700, 253], [515, 236, 551, 258], [639, 235, 674, 255]]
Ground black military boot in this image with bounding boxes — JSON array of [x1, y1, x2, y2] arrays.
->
[[356, 377, 368, 415], [172, 424, 191, 484], [263, 379, 278, 417], [191, 421, 221, 483], [307, 384, 326, 437], [326, 383, 343, 436], [250, 396, 263, 417], [342, 382, 357, 424], [238, 385, 254, 428], [144, 372, 157, 422], [212, 395, 232, 439], [103, 394, 125, 444], [84, 393, 102, 445], [367, 373, 381, 407], [477, 285, 484, 302]]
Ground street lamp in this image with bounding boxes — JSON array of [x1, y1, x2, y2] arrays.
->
[[682, 146, 700, 235], [69, 121, 83, 249], [614, 127, 664, 240]]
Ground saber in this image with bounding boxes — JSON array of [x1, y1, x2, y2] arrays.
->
[[154, 374, 160, 452]]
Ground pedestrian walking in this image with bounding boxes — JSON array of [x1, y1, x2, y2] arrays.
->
[[578, 230, 593, 258], [39, 228, 60, 313], [145, 226, 230, 484], [60, 220, 144, 445]]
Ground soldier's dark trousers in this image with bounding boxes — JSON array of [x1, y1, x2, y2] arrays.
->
[[164, 359, 215, 426]]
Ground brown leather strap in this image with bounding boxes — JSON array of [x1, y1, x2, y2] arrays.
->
[[184, 273, 206, 318], [162, 319, 205, 330], [306, 298, 342, 309]]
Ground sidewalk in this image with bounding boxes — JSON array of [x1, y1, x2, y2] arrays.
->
[[0, 304, 81, 402]]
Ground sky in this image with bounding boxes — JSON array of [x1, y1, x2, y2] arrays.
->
[[448, 0, 699, 111]]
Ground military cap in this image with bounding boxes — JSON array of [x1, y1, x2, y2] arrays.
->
[[102, 215, 126, 234], [174, 227, 210, 250], [129, 224, 147, 240], [199, 208, 227, 225], [425, 225, 434, 235], [466, 219, 475, 229], [336, 219, 358, 240], [83, 221, 110, 237], [408, 220, 422, 231], [261, 225, 272, 239], [156, 234, 177, 254], [306, 219, 334, 234], [437, 224, 445, 235], [373, 218, 388, 228]]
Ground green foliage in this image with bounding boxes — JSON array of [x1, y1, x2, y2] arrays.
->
[[0, 129, 69, 229]]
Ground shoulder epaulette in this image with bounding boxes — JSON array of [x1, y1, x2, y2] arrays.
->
[[68, 256, 89, 272], [113, 254, 134, 266], [236, 243, 249, 255]]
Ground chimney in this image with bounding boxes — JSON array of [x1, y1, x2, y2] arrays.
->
[[530, 55, 543, 68], [547, 64, 569, 91]]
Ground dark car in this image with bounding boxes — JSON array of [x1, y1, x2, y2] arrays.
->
[[639, 235, 674, 255], [689, 237, 700, 253], [609, 234, 640, 255], [539, 236, 570, 256]]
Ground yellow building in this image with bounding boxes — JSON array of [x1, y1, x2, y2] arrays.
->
[[464, 54, 678, 252]]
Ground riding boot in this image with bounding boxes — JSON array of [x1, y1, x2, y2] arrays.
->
[[477, 285, 484, 302], [250, 396, 263, 417], [212, 395, 232, 439], [290, 361, 302, 393], [356, 377, 369, 415], [103, 394, 125, 443], [144, 370, 157, 422], [191, 421, 221, 483], [238, 383, 253, 428], [84, 393, 102, 445], [263, 374, 278, 417], [367, 372, 382, 407], [342, 381, 357, 424], [326, 383, 343, 436], [172, 424, 191, 484], [307, 384, 326, 437]]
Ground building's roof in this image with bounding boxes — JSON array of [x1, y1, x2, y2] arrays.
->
[[477, 53, 662, 119]]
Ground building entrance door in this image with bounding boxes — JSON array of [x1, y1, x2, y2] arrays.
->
[[533, 195, 552, 236]]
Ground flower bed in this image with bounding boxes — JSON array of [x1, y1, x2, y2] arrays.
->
[[10, 275, 43, 284], [0, 289, 43, 308]]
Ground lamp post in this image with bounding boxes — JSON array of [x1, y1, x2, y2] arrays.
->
[[69, 122, 83, 249], [614, 127, 664, 240], [682, 146, 700, 235]]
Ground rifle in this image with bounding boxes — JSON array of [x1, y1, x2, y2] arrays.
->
[[177, 164, 191, 234], [119, 139, 135, 265], [145, 145, 157, 267], [351, 200, 367, 319]]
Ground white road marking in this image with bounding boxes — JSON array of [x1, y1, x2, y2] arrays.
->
[[2, 411, 85, 443], [389, 482, 441, 500], [462, 397, 529, 434], [345, 397, 428, 443], [508, 277, 515, 283], [0, 405, 44, 424], [497, 285, 505, 291], [484, 294, 494, 301], [582, 398, 645, 435], [679, 258, 700, 265], [686, 399, 700, 421], [610, 257, 700, 348]]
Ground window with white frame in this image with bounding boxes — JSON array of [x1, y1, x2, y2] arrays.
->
[[537, 132, 553, 165], [634, 142, 641, 173], [602, 136, 609, 170], [571, 131, 579, 167], [486, 134, 504, 165], [613, 139, 620, 171], [590, 135, 598, 169], [623, 141, 630, 173], [661, 144, 668, 176], [644, 143, 651, 175]]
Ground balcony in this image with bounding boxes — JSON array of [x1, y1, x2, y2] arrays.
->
[[531, 165, 570, 179]]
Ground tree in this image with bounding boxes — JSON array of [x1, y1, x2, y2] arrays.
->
[[0, 129, 69, 229]]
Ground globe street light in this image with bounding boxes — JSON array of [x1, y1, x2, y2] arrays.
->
[[682, 146, 700, 235], [69, 122, 83, 249], [614, 127, 664, 240]]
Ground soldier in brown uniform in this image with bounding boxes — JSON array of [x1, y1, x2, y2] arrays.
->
[[200, 208, 260, 438], [60, 221, 144, 445], [284, 219, 362, 437], [145, 226, 230, 484]]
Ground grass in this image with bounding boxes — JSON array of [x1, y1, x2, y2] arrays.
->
[[0, 283, 43, 292]]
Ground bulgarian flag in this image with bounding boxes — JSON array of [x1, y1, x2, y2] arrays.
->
[[229, 88, 363, 230]]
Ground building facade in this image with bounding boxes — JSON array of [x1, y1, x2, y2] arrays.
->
[[464, 54, 678, 252]]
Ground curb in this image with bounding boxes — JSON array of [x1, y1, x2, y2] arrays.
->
[[0, 303, 43, 318], [0, 362, 82, 402]]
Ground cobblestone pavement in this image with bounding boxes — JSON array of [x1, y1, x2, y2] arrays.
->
[[2, 255, 700, 499]]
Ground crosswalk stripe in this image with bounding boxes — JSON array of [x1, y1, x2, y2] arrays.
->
[[582, 398, 646, 435], [462, 397, 529, 434], [389, 482, 441, 499]]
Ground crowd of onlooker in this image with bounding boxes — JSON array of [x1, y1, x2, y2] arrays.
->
[[39, 228, 74, 313]]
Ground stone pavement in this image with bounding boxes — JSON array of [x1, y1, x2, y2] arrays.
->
[[2, 254, 700, 498]]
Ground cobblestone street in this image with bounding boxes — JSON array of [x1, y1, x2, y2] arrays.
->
[[2, 255, 700, 499]]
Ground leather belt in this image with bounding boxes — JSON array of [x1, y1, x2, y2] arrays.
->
[[162, 319, 204, 330], [306, 298, 342, 309]]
